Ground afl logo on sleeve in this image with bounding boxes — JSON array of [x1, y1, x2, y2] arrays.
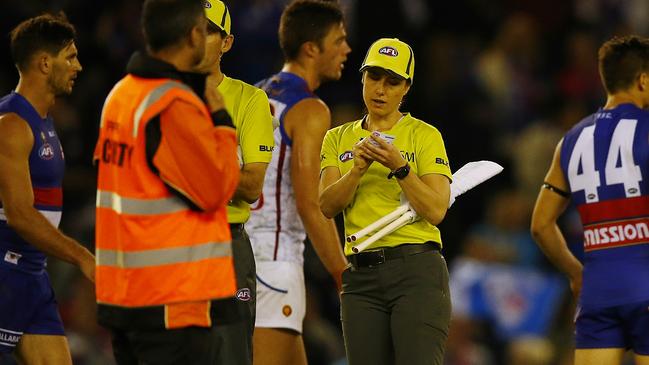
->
[[39, 143, 55, 160], [339, 151, 353, 162], [203, 1, 212, 8], [379, 47, 398, 57]]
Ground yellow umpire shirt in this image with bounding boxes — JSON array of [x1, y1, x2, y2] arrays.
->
[[219, 75, 274, 223], [321, 113, 452, 255]]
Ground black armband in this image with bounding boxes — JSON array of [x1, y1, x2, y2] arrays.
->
[[542, 182, 570, 198], [210, 109, 235, 128]]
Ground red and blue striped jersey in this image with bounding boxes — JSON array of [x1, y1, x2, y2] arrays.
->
[[560, 103, 649, 308], [0, 92, 64, 272]]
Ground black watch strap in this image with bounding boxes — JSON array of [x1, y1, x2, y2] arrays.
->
[[388, 163, 410, 180]]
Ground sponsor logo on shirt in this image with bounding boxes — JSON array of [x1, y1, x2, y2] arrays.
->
[[259, 145, 274, 152], [583, 218, 649, 251], [236, 288, 252, 302], [339, 151, 353, 162], [435, 157, 448, 166], [595, 111, 613, 119], [39, 143, 55, 160], [401, 151, 415, 163], [379, 47, 398, 57], [4, 250, 21, 265], [0, 331, 21, 346]]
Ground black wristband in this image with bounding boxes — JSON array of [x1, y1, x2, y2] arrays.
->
[[388, 163, 410, 180], [210, 109, 235, 128], [542, 182, 570, 198]]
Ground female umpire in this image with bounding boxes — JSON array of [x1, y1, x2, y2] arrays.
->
[[319, 38, 452, 365]]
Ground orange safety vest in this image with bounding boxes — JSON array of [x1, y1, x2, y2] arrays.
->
[[94, 75, 237, 329]]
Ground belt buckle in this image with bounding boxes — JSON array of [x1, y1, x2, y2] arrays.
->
[[368, 249, 385, 268]]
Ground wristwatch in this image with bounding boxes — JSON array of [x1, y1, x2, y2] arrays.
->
[[388, 163, 410, 180]]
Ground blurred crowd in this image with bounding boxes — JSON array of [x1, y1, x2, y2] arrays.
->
[[1, 0, 648, 364]]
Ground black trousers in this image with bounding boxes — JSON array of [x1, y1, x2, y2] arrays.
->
[[111, 325, 230, 365], [107, 224, 256, 365], [111, 319, 254, 365], [341, 245, 451, 365], [229, 223, 256, 364]]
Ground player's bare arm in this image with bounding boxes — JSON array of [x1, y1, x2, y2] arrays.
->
[[0, 113, 95, 282], [531, 139, 583, 298], [360, 134, 450, 225], [285, 98, 347, 282]]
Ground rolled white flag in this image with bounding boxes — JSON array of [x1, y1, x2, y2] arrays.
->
[[448, 160, 503, 207], [351, 211, 417, 253], [346, 204, 409, 243], [346, 160, 503, 253]]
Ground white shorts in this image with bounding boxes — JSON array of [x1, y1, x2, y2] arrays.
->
[[254, 261, 306, 333]]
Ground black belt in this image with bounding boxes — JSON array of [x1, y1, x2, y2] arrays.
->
[[229, 223, 244, 231], [349, 242, 440, 268]]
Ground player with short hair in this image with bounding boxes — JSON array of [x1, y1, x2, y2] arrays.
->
[[531, 35, 649, 365], [245, 1, 350, 364], [198, 1, 275, 363], [0, 13, 94, 364]]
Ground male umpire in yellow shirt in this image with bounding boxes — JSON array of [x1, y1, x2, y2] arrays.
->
[[198, 1, 274, 363]]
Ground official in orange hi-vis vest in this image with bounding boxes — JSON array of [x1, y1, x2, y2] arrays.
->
[[93, 0, 242, 364]]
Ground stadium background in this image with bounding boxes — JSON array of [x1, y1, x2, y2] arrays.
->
[[1, 0, 647, 364]]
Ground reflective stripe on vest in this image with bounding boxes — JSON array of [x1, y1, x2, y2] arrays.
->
[[96, 241, 232, 268], [132, 81, 193, 137], [96, 190, 188, 215], [95, 75, 237, 313]]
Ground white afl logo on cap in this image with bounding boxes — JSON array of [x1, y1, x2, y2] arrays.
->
[[378, 46, 398, 57], [204, 1, 212, 8]]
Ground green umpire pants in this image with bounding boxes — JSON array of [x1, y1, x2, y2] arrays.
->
[[341, 244, 451, 365]]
